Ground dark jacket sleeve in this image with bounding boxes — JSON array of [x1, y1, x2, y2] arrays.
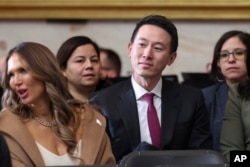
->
[[0, 134, 12, 167]]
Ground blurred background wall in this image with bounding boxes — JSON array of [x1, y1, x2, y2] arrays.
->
[[1, 20, 249, 81], [0, 0, 249, 81]]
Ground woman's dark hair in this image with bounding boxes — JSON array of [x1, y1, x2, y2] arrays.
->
[[238, 35, 250, 99], [211, 30, 250, 81], [56, 36, 100, 70], [56, 36, 112, 91]]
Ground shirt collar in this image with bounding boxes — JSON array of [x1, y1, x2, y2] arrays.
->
[[131, 76, 162, 100]]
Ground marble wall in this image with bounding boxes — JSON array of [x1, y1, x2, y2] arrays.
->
[[0, 20, 249, 81]]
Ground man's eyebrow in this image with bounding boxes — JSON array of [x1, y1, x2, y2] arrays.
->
[[137, 37, 147, 41], [137, 37, 166, 48]]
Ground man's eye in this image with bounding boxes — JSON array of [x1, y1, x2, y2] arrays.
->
[[154, 47, 163, 51], [139, 43, 146, 47]]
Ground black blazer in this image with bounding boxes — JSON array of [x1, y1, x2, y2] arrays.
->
[[90, 78, 212, 162], [0, 134, 12, 167]]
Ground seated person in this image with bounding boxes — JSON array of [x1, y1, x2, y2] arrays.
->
[[90, 14, 212, 162], [202, 30, 249, 151], [220, 33, 250, 161], [0, 42, 115, 166]]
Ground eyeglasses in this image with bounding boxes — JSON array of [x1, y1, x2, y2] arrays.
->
[[219, 49, 247, 62]]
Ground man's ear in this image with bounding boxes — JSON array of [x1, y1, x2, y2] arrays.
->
[[167, 52, 177, 66], [128, 42, 132, 58]]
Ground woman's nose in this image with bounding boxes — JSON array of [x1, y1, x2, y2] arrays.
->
[[85, 60, 93, 69], [13, 74, 22, 85], [228, 54, 236, 62]]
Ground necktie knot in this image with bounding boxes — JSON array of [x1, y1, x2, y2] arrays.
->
[[143, 93, 154, 105]]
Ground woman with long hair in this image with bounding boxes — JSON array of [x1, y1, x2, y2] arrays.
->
[[202, 30, 250, 151], [0, 42, 115, 166]]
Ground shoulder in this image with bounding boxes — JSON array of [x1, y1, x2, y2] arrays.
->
[[202, 82, 228, 102], [90, 79, 131, 100], [202, 82, 227, 94], [202, 83, 219, 95], [164, 80, 202, 96], [0, 109, 27, 138], [92, 108, 107, 128], [97, 79, 130, 93], [81, 104, 107, 129], [0, 108, 12, 117], [162, 80, 206, 106], [0, 109, 20, 127]]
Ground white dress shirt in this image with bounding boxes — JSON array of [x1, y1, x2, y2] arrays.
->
[[131, 76, 162, 145]]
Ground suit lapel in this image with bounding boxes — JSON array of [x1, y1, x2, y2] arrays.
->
[[161, 80, 181, 148], [117, 80, 141, 149], [80, 108, 106, 164], [215, 82, 228, 117]]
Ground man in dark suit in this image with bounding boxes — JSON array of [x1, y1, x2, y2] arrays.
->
[[90, 14, 212, 162]]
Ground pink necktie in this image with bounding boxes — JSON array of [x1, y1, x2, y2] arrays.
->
[[143, 93, 161, 148]]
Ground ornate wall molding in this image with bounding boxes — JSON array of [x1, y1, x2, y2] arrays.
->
[[0, 0, 249, 20]]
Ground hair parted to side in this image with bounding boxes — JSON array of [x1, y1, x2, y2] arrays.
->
[[211, 30, 250, 81], [56, 36, 100, 70], [130, 14, 178, 53], [1, 42, 84, 158]]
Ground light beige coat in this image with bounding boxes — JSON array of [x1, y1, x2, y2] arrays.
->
[[0, 107, 116, 167]]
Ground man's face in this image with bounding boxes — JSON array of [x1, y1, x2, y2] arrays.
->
[[100, 51, 118, 78], [128, 25, 176, 80]]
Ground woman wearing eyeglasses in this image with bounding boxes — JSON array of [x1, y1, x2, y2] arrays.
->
[[202, 30, 250, 152], [220, 32, 250, 161]]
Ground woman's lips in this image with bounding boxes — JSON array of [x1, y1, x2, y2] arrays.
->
[[17, 89, 28, 99], [226, 67, 239, 71]]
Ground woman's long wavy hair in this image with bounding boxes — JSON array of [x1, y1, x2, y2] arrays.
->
[[1, 42, 84, 157]]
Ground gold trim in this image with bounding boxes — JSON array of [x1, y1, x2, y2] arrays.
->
[[0, 0, 249, 20]]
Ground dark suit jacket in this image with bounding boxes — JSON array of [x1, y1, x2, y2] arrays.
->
[[0, 134, 12, 167], [202, 81, 228, 151], [90, 78, 212, 162]]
